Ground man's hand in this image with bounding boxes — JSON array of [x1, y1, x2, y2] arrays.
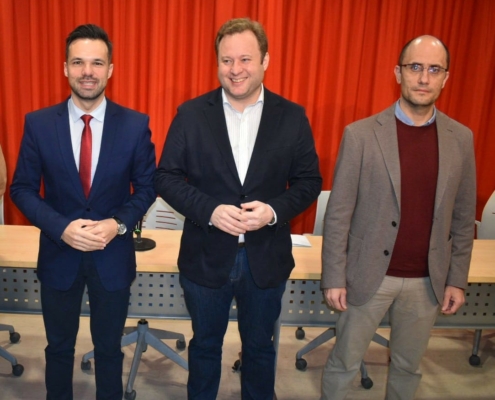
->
[[441, 285, 465, 315], [61, 219, 107, 252], [88, 218, 119, 243], [324, 288, 348, 311], [211, 205, 249, 236], [240, 201, 274, 231]]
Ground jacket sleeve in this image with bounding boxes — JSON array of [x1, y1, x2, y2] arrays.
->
[[446, 128, 476, 289], [10, 115, 72, 243], [265, 113, 322, 225], [0, 144, 7, 197], [154, 110, 222, 232], [111, 115, 156, 232], [321, 126, 362, 289]]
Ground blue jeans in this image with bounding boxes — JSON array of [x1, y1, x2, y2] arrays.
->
[[180, 247, 286, 400], [40, 253, 130, 400]]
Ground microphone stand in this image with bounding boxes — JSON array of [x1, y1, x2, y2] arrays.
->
[[133, 219, 156, 251]]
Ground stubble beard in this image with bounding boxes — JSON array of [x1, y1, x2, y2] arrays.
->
[[402, 90, 437, 110], [71, 80, 106, 102]]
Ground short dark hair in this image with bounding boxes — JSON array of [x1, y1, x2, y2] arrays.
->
[[398, 35, 450, 70], [66, 24, 113, 62], [215, 18, 268, 63]]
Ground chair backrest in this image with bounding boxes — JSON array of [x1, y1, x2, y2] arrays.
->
[[0, 196, 4, 225], [477, 191, 495, 239], [142, 197, 185, 230], [313, 190, 331, 235]]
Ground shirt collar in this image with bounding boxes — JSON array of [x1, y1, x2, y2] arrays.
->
[[394, 100, 436, 126], [68, 97, 107, 123], [221, 84, 265, 110]]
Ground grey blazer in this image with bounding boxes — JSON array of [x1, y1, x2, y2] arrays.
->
[[321, 105, 476, 306]]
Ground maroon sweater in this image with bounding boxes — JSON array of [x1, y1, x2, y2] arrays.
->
[[387, 118, 439, 278]]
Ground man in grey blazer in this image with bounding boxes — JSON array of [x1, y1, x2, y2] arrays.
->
[[321, 35, 476, 399]]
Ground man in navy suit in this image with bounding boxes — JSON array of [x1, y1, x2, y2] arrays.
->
[[155, 18, 321, 400], [10, 24, 156, 400]]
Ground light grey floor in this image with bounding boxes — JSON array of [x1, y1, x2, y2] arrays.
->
[[0, 313, 494, 399]]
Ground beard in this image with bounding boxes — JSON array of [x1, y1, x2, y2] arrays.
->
[[401, 89, 439, 109], [70, 79, 106, 102]]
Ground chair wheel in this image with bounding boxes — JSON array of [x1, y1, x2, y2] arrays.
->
[[176, 339, 186, 350], [232, 359, 241, 372], [361, 377, 373, 389], [12, 364, 24, 377], [295, 327, 305, 340], [10, 332, 21, 344], [124, 390, 136, 400], [81, 360, 91, 371], [469, 354, 481, 366], [295, 358, 307, 371]]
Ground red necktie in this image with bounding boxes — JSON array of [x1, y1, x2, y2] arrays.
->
[[80, 114, 93, 198]]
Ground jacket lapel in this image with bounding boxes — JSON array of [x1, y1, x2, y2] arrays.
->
[[434, 111, 454, 212], [89, 99, 120, 199], [202, 88, 241, 185], [374, 105, 401, 211], [201, 87, 284, 188], [55, 100, 87, 199], [243, 88, 283, 187]]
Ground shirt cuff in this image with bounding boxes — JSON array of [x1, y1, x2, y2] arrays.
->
[[267, 205, 277, 225]]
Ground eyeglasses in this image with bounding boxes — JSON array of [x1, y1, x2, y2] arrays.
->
[[400, 63, 448, 75]]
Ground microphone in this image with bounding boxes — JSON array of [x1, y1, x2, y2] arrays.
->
[[133, 219, 156, 251]]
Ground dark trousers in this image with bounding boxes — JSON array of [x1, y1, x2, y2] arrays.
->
[[180, 247, 286, 400], [40, 253, 130, 400]]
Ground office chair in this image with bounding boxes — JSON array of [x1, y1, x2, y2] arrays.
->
[[0, 197, 25, 376], [81, 198, 188, 400], [0, 323, 24, 376], [294, 190, 330, 341], [142, 197, 185, 230], [469, 190, 495, 366], [312, 190, 331, 237], [294, 190, 390, 389], [475, 190, 495, 239]]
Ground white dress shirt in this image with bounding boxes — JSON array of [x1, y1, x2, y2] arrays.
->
[[222, 87, 264, 185], [68, 97, 106, 184], [222, 86, 276, 241]]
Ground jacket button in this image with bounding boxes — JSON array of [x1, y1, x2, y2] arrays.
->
[[86, 208, 91, 212], [384, 250, 390, 256], [240, 194, 247, 199], [391, 221, 397, 227]]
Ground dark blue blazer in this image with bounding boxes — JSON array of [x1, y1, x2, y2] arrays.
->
[[11, 98, 156, 291], [154, 87, 322, 289]]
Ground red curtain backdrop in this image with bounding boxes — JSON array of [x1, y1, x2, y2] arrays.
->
[[1, 0, 494, 233]]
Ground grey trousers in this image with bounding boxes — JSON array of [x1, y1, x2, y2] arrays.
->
[[321, 276, 440, 400]]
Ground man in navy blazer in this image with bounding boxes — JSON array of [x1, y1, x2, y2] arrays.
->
[[155, 18, 321, 400], [10, 25, 155, 400]]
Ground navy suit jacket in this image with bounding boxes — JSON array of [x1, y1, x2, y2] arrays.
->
[[154, 87, 322, 289], [11, 98, 156, 291]]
